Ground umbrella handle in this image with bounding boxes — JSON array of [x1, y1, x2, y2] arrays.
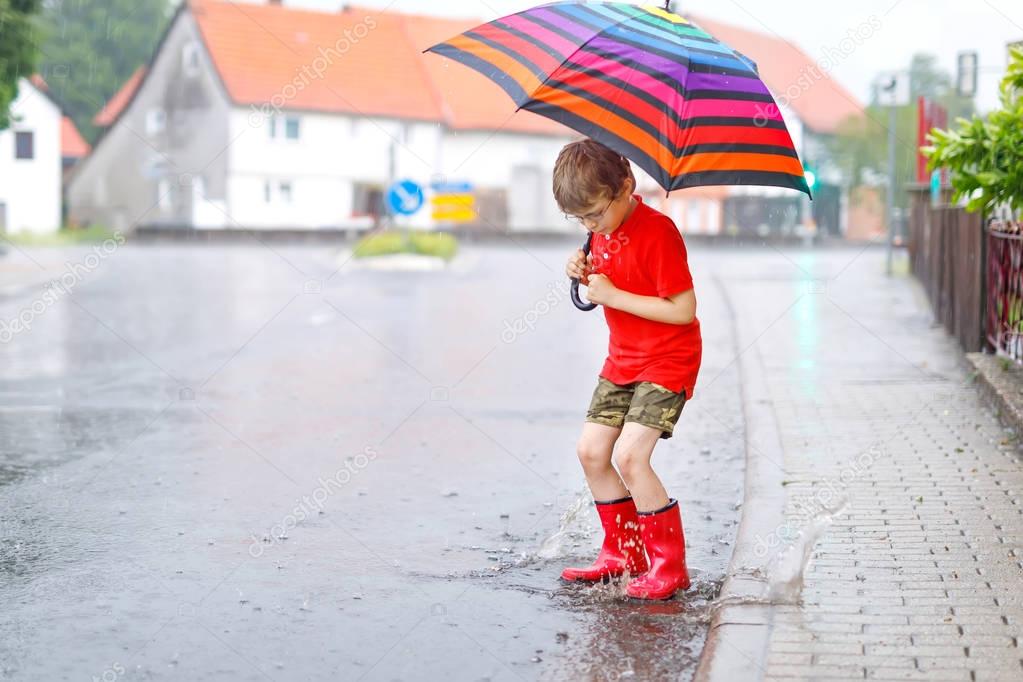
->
[[570, 232, 598, 312]]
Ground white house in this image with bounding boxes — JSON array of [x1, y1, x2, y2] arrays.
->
[[66, 0, 578, 234], [0, 75, 63, 235]]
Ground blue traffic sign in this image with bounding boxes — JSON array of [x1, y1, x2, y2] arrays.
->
[[387, 179, 424, 216], [430, 180, 473, 194]]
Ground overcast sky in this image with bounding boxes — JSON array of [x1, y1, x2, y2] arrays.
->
[[285, 0, 1023, 114]]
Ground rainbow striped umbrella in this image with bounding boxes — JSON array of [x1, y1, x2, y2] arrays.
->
[[424, 1, 811, 196]]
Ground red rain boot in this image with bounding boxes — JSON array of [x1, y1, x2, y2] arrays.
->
[[626, 498, 691, 600], [561, 496, 648, 582]]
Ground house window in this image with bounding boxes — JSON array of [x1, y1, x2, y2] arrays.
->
[[146, 109, 166, 135], [157, 179, 173, 212], [182, 42, 201, 77], [264, 180, 294, 203], [15, 131, 33, 159], [268, 114, 301, 140]]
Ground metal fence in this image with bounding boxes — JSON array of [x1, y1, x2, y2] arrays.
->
[[986, 221, 1023, 360]]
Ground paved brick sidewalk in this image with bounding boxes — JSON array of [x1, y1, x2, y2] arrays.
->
[[722, 247, 1023, 681]]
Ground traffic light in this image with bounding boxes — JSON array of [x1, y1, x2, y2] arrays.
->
[[804, 169, 818, 191]]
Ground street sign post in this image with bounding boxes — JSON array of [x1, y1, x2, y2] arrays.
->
[[875, 71, 910, 107], [875, 71, 910, 276]]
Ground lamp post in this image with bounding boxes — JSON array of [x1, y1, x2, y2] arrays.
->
[[875, 71, 909, 276]]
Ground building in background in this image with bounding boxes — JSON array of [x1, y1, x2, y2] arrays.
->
[[90, 65, 147, 134], [66, 0, 579, 234], [60, 114, 91, 174], [0, 75, 75, 235], [66, 0, 867, 238]]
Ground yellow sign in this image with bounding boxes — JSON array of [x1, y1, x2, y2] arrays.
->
[[432, 193, 476, 223], [431, 193, 474, 207], [432, 208, 476, 222]]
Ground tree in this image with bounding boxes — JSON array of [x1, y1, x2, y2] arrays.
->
[[825, 53, 976, 211], [0, 0, 43, 131], [908, 53, 974, 122], [36, 0, 173, 142], [924, 48, 1023, 217]]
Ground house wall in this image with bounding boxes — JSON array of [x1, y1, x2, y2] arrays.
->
[[225, 110, 421, 229], [67, 8, 232, 231], [440, 132, 574, 233], [226, 109, 575, 231], [0, 79, 61, 234]]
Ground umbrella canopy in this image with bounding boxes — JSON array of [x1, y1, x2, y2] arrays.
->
[[424, 1, 811, 197]]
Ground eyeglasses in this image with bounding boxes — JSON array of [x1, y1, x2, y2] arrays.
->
[[565, 196, 615, 227]]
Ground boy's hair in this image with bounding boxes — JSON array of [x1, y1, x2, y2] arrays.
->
[[552, 138, 636, 214]]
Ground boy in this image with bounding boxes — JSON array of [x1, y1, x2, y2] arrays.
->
[[555, 139, 702, 601]]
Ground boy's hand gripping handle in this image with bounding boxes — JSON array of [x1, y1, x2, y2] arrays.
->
[[570, 232, 598, 312]]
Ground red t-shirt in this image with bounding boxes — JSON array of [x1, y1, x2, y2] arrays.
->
[[588, 194, 702, 399]]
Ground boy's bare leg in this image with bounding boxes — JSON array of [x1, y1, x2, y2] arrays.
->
[[577, 422, 630, 501], [613, 422, 671, 511]]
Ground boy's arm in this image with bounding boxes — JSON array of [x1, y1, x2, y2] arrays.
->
[[607, 286, 696, 325]]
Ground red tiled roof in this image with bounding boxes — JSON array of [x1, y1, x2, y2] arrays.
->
[[61, 116, 91, 157], [99, 2, 862, 138], [29, 73, 49, 92], [686, 14, 864, 134], [397, 9, 574, 135], [26, 74, 90, 156], [93, 65, 146, 127], [188, 0, 570, 135]]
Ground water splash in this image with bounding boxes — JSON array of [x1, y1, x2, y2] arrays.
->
[[535, 487, 593, 560], [765, 498, 848, 603]]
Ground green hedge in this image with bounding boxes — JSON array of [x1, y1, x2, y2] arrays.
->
[[5, 224, 119, 246], [353, 230, 458, 261]]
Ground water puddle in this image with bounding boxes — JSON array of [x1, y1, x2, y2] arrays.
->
[[408, 488, 847, 627]]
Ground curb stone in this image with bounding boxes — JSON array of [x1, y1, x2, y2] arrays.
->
[[693, 274, 788, 682], [965, 351, 1023, 438]]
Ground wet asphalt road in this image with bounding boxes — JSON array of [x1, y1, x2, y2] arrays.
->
[[0, 239, 747, 681]]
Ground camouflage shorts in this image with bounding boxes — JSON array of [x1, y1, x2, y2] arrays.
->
[[585, 376, 687, 440]]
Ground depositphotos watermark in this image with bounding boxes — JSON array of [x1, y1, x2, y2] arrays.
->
[[90, 663, 125, 682], [501, 232, 631, 343], [248, 446, 379, 557], [0, 233, 125, 344], [500, 279, 573, 344], [753, 442, 887, 558], [754, 16, 882, 127]]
